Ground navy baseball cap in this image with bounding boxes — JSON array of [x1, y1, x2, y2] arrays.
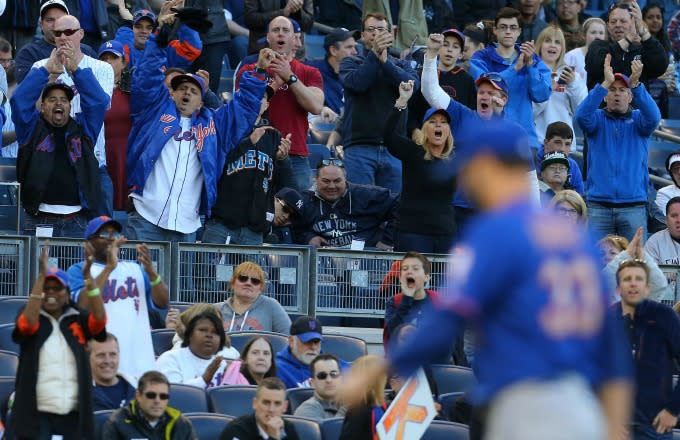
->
[[276, 187, 304, 219], [133, 9, 156, 25], [85, 216, 123, 240], [324, 28, 355, 51], [475, 72, 509, 95], [290, 316, 323, 342], [41, 82, 74, 102], [98, 40, 125, 59], [288, 18, 302, 33], [171, 73, 206, 97], [442, 28, 465, 46], [422, 107, 451, 124], [613, 73, 632, 88], [45, 267, 70, 289]]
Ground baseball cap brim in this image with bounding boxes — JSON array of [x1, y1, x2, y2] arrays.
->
[[475, 77, 507, 94], [442, 28, 465, 46], [613, 73, 632, 88], [422, 107, 451, 124], [297, 332, 323, 343]]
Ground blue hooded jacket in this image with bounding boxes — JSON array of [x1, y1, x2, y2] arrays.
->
[[470, 43, 552, 148], [126, 33, 267, 217], [115, 24, 202, 70]]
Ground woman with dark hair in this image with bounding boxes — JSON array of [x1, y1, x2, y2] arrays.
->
[[156, 312, 240, 389], [643, 2, 676, 117], [461, 20, 494, 71], [221, 336, 277, 385]]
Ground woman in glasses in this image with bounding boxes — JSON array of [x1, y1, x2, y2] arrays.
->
[[550, 189, 588, 223], [383, 80, 457, 253], [214, 261, 291, 333]]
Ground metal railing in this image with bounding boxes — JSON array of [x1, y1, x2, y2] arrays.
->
[[0, 236, 30, 297]]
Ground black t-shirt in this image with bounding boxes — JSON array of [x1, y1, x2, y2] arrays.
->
[[42, 126, 81, 207]]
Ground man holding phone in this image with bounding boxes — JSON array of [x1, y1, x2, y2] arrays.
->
[[585, 1, 668, 90]]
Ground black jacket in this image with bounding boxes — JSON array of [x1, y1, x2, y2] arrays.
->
[[102, 400, 197, 440], [220, 414, 300, 440], [244, 0, 314, 54], [185, 0, 231, 45]]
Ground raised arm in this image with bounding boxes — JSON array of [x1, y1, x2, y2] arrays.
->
[[628, 60, 661, 136], [421, 34, 452, 110], [167, 24, 203, 69]]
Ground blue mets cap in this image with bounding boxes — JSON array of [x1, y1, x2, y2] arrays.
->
[[133, 9, 156, 25], [475, 72, 509, 95], [170, 73, 206, 97], [422, 107, 451, 124], [85, 216, 123, 240], [45, 267, 70, 289], [98, 40, 125, 59]]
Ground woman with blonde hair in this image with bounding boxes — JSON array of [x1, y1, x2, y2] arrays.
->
[[563, 17, 607, 82], [383, 80, 457, 253], [533, 25, 588, 143], [213, 261, 291, 333], [339, 355, 388, 440], [550, 189, 588, 223], [598, 234, 629, 266]]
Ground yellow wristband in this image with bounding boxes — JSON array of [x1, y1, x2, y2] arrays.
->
[[87, 288, 101, 297], [150, 274, 162, 287]]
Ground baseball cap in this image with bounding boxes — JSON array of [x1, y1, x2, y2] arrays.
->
[[475, 72, 509, 95], [541, 151, 569, 171], [40, 0, 69, 18], [442, 28, 465, 46], [324, 28, 354, 51], [170, 73, 206, 97], [98, 40, 125, 59], [41, 83, 74, 102], [45, 267, 70, 289], [288, 18, 302, 34], [85, 216, 123, 240], [422, 107, 451, 124], [133, 9, 157, 25], [290, 316, 323, 342], [666, 152, 680, 172], [613, 73, 632, 88], [276, 187, 304, 219]]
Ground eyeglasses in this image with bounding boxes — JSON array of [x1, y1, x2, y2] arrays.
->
[[95, 231, 122, 239], [545, 165, 568, 173], [315, 370, 340, 380], [53, 28, 81, 37], [557, 207, 579, 216], [496, 24, 520, 31], [237, 275, 262, 286], [143, 391, 170, 400], [276, 198, 294, 216], [364, 26, 388, 33], [0, 58, 13, 66], [319, 159, 344, 168]]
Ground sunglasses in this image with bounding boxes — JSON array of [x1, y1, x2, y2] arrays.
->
[[315, 370, 340, 380], [237, 275, 262, 286], [95, 231, 122, 239], [143, 391, 170, 400], [320, 159, 344, 168], [53, 28, 81, 37], [479, 72, 505, 83]]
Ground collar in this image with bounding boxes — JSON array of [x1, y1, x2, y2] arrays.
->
[[257, 421, 286, 439]]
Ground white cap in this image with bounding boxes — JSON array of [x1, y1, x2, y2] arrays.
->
[[669, 154, 680, 168], [40, 0, 69, 18]]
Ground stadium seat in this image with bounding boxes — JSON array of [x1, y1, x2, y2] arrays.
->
[[0, 324, 18, 354], [228, 331, 289, 355], [673, 429, 680, 439], [0, 297, 27, 325], [168, 383, 209, 414], [322, 334, 367, 362], [185, 412, 234, 438], [320, 417, 344, 440], [437, 392, 465, 421], [304, 34, 326, 60], [151, 328, 176, 357], [287, 387, 315, 413], [0, 376, 14, 423], [0, 350, 17, 376], [94, 409, 115, 440], [430, 365, 476, 395], [422, 420, 470, 440], [170, 301, 195, 314], [308, 144, 331, 172], [284, 415, 322, 440], [208, 385, 258, 417], [309, 116, 336, 145]]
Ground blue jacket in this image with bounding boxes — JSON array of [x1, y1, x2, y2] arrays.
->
[[306, 58, 344, 114], [611, 300, 680, 425], [535, 145, 584, 195], [126, 34, 266, 217], [276, 347, 350, 388], [470, 44, 552, 148], [115, 25, 202, 70], [575, 84, 661, 203]]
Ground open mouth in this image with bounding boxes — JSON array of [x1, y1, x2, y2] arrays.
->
[[45, 296, 57, 305], [406, 276, 415, 288], [480, 103, 489, 111]]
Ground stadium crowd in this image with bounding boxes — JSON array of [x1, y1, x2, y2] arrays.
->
[[0, 0, 680, 437]]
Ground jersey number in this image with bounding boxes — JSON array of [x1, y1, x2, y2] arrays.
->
[[538, 257, 604, 338]]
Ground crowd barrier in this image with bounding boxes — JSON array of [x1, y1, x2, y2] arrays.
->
[[0, 236, 452, 318], [660, 265, 680, 308]]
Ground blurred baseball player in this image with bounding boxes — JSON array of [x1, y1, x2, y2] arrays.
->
[[344, 118, 633, 440]]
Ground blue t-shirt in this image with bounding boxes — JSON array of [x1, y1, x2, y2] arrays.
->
[[390, 199, 632, 403], [78, 0, 97, 33], [93, 377, 136, 411]]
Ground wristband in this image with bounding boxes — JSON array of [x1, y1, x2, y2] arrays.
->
[[87, 288, 101, 297], [151, 274, 162, 287]]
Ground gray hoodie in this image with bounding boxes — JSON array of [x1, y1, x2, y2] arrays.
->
[[214, 294, 291, 333]]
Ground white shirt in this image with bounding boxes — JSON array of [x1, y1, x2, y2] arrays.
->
[[155, 346, 240, 389], [32, 54, 114, 167], [36, 313, 78, 414], [130, 117, 205, 233]]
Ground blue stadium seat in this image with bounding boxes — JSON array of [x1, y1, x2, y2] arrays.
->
[[0, 297, 27, 325], [169, 301, 195, 314], [430, 364, 476, 395], [284, 415, 322, 440], [320, 417, 344, 440], [208, 385, 258, 417], [287, 387, 314, 413], [422, 420, 470, 440], [309, 116, 336, 145], [673, 429, 680, 439], [437, 392, 465, 421], [308, 144, 331, 172], [0, 324, 18, 354], [151, 328, 175, 357], [228, 331, 289, 355], [322, 334, 367, 362], [94, 409, 115, 440], [305, 34, 326, 60], [168, 383, 209, 414], [0, 350, 18, 376], [185, 412, 234, 438]]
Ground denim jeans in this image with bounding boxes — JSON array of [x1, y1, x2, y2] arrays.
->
[[288, 155, 312, 193], [99, 166, 113, 217], [23, 211, 88, 238], [394, 230, 455, 254], [202, 219, 263, 245], [632, 424, 673, 440], [586, 202, 647, 241], [344, 145, 402, 193], [126, 210, 197, 243]]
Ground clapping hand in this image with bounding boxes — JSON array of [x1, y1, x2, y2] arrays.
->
[[398, 80, 414, 102], [602, 53, 615, 87], [630, 59, 643, 88]]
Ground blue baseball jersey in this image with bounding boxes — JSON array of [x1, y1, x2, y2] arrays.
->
[[390, 198, 632, 404]]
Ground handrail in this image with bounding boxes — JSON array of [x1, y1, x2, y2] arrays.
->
[[654, 129, 680, 144], [571, 151, 673, 187]]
